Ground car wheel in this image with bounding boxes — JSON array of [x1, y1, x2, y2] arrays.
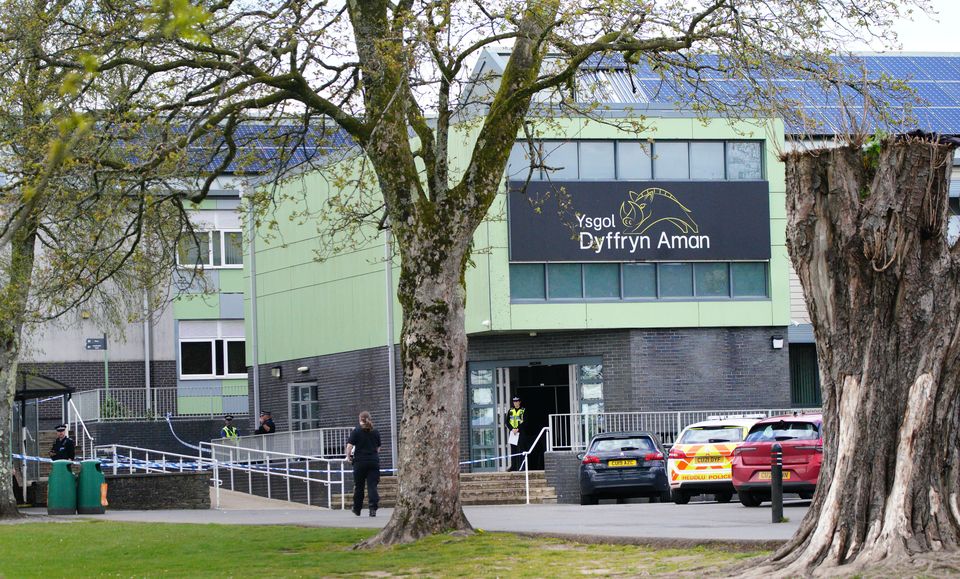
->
[[738, 491, 763, 507], [799, 491, 814, 500], [580, 494, 598, 506], [671, 490, 690, 505], [715, 492, 733, 503]]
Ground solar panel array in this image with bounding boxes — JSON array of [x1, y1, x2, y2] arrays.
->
[[580, 54, 960, 135]]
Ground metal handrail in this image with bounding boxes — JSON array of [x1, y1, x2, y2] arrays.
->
[[68, 399, 95, 459], [211, 426, 353, 459], [520, 426, 551, 505], [199, 441, 348, 510]]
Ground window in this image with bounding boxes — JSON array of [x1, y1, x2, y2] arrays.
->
[[578, 142, 615, 180], [290, 383, 320, 431], [616, 142, 652, 180], [584, 263, 619, 298], [653, 143, 689, 179], [178, 320, 246, 379], [177, 229, 243, 268], [679, 426, 745, 444], [690, 142, 725, 179], [505, 140, 763, 183], [509, 262, 769, 302], [547, 263, 583, 299]]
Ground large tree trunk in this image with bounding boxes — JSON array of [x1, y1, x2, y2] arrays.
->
[[751, 138, 960, 576], [0, 219, 38, 519], [360, 232, 472, 546]]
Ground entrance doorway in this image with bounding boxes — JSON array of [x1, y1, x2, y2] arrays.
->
[[513, 365, 570, 470]]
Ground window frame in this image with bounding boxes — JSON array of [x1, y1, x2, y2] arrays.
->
[[178, 337, 248, 380], [288, 382, 321, 431], [176, 229, 244, 269]]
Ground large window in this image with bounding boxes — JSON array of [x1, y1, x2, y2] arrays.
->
[[509, 262, 768, 302], [507, 139, 764, 182], [177, 230, 243, 268], [290, 383, 320, 431], [178, 320, 246, 379]]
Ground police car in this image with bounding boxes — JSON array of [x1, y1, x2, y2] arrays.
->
[[667, 416, 760, 504]]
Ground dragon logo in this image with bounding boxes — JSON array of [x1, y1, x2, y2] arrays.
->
[[619, 187, 698, 235]]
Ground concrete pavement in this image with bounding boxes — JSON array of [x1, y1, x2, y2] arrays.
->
[[20, 490, 810, 544]]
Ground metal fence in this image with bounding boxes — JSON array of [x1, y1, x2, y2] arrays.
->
[[72, 387, 249, 422], [211, 427, 354, 459], [548, 408, 822, 451]]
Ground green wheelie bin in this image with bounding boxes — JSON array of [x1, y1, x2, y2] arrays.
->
[[77, 460, 107, 514], [47, 460, 77, 515]]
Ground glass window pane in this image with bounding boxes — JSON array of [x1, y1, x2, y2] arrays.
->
[[726, 142, 763, 180], [581, 383, 603, 400], [509, 264, 545, 300], [506, 142, 539, 181], [659, 263, 693, 297], [623, 263, 656, 297], [579, 364, 603, 383], [732, 263, 768, 297], [616, 142, 652, 180], [471, 407, 494, 427], [223, 232, 243, 265], [472, 428, 495, 447], [470, 369, 493, 386], [292, 405, 300, 419], [177, 232, 209, 267], [694, 263, 730, 297], [180, 341, 213, 375], [212, 231, 222, 266], [472, 387, 493, 406], [215, 339, 225, 375], [547, 263, 583, 299], [579, 142, 615, 179], [690, 142, 725, 179], [310, 402, 320, 418], [541, 142, 578, 180], [227, 341, 246, 374], [653, 142, 689, 179], [584, 263, 619, 298]]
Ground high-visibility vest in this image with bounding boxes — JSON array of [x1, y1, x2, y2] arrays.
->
[[222, 425, 239, 440], [509, 407, 525, 429]]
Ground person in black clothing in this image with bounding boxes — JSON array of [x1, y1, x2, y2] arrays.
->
[[49, 424, 75, 460], [345, 410, 381, 517], [255, 410, 275, 435]]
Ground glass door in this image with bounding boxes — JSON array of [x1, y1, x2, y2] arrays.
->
[[468, 367, 497, 472], [570, 361, 604, 448]]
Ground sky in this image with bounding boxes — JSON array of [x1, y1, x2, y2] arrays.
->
[[879, 0, 960, 52]]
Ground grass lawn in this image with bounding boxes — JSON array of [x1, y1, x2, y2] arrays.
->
[[0, 522, 768, 577]]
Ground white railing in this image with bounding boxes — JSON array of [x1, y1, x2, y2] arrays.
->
[[67, 399, 95, 459], [95, 443, 348, 510], [198, 441, 348, 510], [520, 427, 551, 505], [73, 387, 249, 422], [548, 408, 822, 451], [211, 426, 353, 459]]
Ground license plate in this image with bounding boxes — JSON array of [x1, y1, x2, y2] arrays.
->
[[758, 471, 791, 480], [608, 459, 637, 467], [696, 456, 723, 464]]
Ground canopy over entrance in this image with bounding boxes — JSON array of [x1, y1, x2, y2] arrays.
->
[[14, 373, 74, 401]]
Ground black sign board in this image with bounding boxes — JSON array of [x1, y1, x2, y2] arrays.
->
[[508, 180, 771, 262], [85, 337, 107, 351]]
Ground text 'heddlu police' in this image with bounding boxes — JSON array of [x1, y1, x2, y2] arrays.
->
[[577, 213, 711, 254]]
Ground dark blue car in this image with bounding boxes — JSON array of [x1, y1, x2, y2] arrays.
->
[[578, 431, 670, 505]]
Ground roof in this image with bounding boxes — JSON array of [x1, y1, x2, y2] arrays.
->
[[682, 418, 761, 430], [15, 373, 74, 401], [475, 50, 960, 136], [755, 412, 823, 424]]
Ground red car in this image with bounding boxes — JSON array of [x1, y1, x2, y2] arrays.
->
[[731, 413, 823, 507]]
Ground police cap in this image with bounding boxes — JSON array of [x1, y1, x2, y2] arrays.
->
[[55, 424, 66, 432]]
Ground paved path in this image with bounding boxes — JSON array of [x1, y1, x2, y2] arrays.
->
[[21, 491, 810, 544]]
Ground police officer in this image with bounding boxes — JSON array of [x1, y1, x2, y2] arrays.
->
[[49, 424, 75, 461], [221, 415, 239, 441], [255, 410, 275, 434], [505, 396, 525, 471]]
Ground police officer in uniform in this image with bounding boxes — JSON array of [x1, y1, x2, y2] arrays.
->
[[221, 415, 239, 441], [49, 424, 75, 460], [255, 410, 275, 434], [505, 396, 525, 471]]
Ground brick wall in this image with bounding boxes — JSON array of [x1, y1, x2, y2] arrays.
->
[[105, 472, 210, 509], [89, 418, 224, 454], [544, 451, 582, 504], [21, 360, 177, 393]]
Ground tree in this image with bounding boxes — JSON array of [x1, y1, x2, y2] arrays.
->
[[738, 135, 960, 576], [0, 0, 193, 518], [99, 0, 927, 546]]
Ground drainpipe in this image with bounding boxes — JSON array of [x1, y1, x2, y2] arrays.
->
[[244, 183, 261, 420], [143, 290, 152, 411], [384, 224, 398, 469]]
